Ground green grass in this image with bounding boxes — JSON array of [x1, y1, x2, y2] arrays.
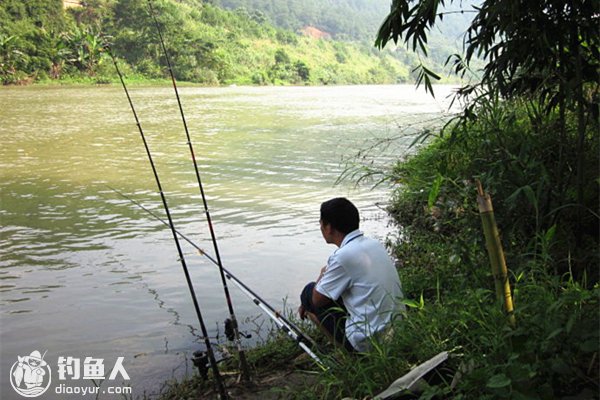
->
[[156, 97, 598, 399]]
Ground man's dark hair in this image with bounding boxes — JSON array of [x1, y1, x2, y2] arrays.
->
[[320, 198, 359, 234]]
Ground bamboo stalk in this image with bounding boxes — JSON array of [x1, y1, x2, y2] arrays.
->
[[476, 180, 516, 327]]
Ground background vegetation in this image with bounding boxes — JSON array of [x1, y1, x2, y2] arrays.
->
[[160, 0, 598, 398], [304, 0, 599, 398], [0, 0, 471, 86], [215, 0, 477, 74], [214, 0, 392, 40], [3, 0, 597, 398]]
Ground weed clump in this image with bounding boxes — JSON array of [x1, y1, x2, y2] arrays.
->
[[376, 98, 599, 399]]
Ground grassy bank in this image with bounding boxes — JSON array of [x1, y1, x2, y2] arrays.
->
[[314, 99, 598, 399], [155, 96, 599, 399]]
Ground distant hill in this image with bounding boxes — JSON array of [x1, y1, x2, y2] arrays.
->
[[0, 0, 477, 85], [0, 0, 410, 85], [213, 0, 390, 40], [213, 1, 476, 44], [213, 0, 478, 73]]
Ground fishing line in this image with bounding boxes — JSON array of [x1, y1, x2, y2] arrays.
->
[[108, 186, 329, 370], [106, 49, 229, 399], [146, 0, 252, 381]]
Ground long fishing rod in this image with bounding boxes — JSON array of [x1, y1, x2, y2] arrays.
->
[[107, 49, 229, 399], [146, 0, 251, 381], [109, 186, 328, 370]]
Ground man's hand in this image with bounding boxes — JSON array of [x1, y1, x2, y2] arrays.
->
[[316, 265, 327, 282], [298, 304, 307, 320]]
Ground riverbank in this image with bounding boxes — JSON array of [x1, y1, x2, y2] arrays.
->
[[5, 75, 463, 88], [2, 64, 463, 88], [153, 333, 320, 399], [154, 95, 599, 399]]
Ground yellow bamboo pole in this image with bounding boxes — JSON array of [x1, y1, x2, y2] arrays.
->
[[476, 180, 516, 327]]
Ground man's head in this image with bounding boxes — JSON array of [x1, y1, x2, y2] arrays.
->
[[320, 198, 359, 238]]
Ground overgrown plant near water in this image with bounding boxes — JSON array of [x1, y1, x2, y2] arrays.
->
[[285, 95, 598, 399], [154, 96, 598, 398], [385, 97, 598, 399], [324, 3, 600, 396]]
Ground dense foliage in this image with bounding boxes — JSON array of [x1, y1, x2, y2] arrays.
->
[[155, 1, 598, 397], [374, 97, 598, 399], [215, 0, 475, 78], [0, 0, 68, 82], [214, 0, 391, 40], [376, 0, 599, 276], [313, 1, 600, 398], [0, 0, 428, 85]]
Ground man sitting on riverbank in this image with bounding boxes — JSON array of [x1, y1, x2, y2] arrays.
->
[[298, 197, 405, 352]]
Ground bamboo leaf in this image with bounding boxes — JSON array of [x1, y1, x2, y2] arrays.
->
[[545, 328, 563, 341], [487, 373, 511, 388], [522, 185, 537, 208], [424, 74, 434, 96], [428, 174, 443, 209], [401, 299, 421, 309], [543, 224, 557, 243], [409, 128, 433, 148], [422, 65, 441, 80]]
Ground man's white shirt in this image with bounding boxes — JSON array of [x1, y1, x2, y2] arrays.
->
[[316, 229, 404, 351]]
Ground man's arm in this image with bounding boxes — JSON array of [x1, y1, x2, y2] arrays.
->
[[313, 265, 334, 308], [298, 287, 333, 320], [298, 266, 334, 320]]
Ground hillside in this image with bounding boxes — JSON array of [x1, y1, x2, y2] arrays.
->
[[214, 0, 390, 40], [213, 0, 478, 69], [0, 0, 472, 85]]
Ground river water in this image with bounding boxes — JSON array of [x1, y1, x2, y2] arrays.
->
[[0, 84, 454, 398]]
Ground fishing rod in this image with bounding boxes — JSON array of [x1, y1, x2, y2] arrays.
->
[[146, 0, 252, 381], [108, 186, 328, 370], [107, 49, 229, 399]]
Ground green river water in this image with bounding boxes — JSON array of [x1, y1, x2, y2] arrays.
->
[[0, 84, 455, 398]]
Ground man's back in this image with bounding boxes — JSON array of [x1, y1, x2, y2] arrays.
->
[[316, 229, 404, 351]]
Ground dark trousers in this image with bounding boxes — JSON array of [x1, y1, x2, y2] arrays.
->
[[300, 282, 355, 352]]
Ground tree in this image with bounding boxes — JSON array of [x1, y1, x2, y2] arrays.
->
[[376, 0, 598, 113], [1, 0, 66, 31], [63, 25, 107, 75], [376, 0, 599, 276], [0, 34, 28, 83], [294, 60, 310, 82]]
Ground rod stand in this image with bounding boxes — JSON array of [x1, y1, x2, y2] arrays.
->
[[192, 350, 209, 381]]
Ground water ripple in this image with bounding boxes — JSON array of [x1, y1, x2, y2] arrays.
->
[[0, 84, 456, 397]]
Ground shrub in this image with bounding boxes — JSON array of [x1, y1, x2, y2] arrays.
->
[[378, 96, 599, 399]]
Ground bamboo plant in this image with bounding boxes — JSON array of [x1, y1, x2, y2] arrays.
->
[[476, 180, 516, 327]]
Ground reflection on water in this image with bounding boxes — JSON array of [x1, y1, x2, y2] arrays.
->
[[0, 84, 454, 398]]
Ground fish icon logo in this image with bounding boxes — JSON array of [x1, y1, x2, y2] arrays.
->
[[10, 350, 52, 397]]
